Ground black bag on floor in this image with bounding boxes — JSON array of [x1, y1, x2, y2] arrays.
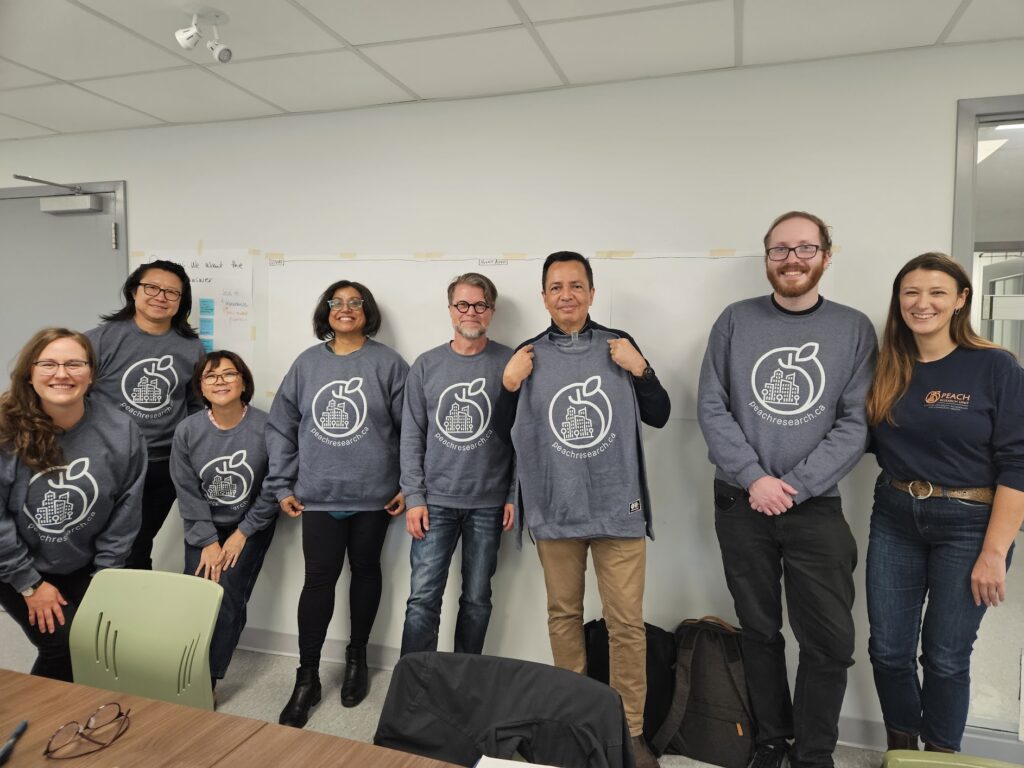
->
[[583, 618, 676, 743], [649, 616, 754, 768]]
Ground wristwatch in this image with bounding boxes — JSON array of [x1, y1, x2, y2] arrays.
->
[[20, 578, 43, 598], [635, 365, 656, 382]]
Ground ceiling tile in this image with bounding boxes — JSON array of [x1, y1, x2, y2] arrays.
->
[[946, 0, 1024, 43], [0, 112, 56, 140], [744, 0, 963, 65], [79, 0, 343, 63], [363, 29, 562, 99], [0, 0, 184, 80], [217, 51, 411, 112], [78, 69, 282, 123], [0, 84, 161, 132], [538, 2, 733, 83], [521, 0, 696, 23], [0, 60, 55, 90], [296, 0, 520, 44]]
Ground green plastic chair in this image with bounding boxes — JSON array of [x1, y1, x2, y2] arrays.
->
[[883, 750, 1020, 768], [70, 568, 223, 710]]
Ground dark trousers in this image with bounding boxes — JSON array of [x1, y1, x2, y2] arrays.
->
[[126, 459, 177, 570], [184, 519, 277, 679], [714, 481, 857, 768], [297, 510, 392, 668], [0, 566, 93, 681]]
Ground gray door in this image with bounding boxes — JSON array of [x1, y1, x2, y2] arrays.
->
[[0, 181, 128, 374]]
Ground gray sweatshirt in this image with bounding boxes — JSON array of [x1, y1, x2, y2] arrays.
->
[[511, 329, 649, 541], [400, 340, 515, 510], [0, 402, 147, 592], [264, 340, 409, 511], [697, 296, 877, 503], [86, 320, 204, 461], [170, 407, 278, 548]]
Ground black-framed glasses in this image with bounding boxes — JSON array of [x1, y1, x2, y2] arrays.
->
[[139, 283, 182, 301], [766, 244, 823, 261], [326, 298, 365, 311], [33, 360, 90, 375], [451, 301, 492, 315], [201, 371, 241, 384], [44, 703, 130, 759]]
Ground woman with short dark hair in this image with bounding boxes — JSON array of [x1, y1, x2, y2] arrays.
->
[[170, 350, 278, 687], [0, 328, 145, 680], [267, 280, 408, 727]]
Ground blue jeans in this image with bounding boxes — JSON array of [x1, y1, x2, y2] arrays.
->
[[867, 476, 1012, 751], [401, 505, 503, 656], [184, 519, 276, 679]]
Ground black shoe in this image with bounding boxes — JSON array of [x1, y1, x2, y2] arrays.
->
[[748, 743, 789, 768], [340, 645, 368, 708], [278, 667, 321, 728]]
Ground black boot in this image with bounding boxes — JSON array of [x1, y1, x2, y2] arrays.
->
[[924, 742, 954, 753], [278, 666, 321, 728], [340, 645, 368, 708], [885, 726, 919, 751]]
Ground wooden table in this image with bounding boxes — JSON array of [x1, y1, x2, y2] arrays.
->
[[0, 668, 461, 768]]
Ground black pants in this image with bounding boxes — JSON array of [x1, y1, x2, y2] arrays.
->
[[297, 510, 392, 668], [714, 481, 857, 768], [126, 459, 177, 570], [0, 566, 93, 681]]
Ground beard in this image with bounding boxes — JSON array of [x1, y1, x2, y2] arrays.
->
[[766, 259, 825, 299], [454, 323, 486, 340]]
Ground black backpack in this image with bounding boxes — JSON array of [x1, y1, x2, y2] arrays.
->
[[583, 618, 677, 744], [650, 617, 755, 768]]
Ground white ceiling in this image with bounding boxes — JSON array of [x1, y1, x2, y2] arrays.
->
[[0, 0, 1021, 142]]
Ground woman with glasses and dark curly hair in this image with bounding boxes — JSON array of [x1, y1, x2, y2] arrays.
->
[[865, 253, 1024, 754], [170, 350, 279, 688], [266, 280, 408, 728], [86, 260, 205, 571], [0, 328, 146, 681]]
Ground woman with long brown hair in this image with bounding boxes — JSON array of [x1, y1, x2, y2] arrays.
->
[[865, 253, 1024, 753], [0, 328, 146, 680]]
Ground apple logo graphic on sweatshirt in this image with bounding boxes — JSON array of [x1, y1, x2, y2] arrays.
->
[[121, 355, 178, 412], [435, 377, 491, 443], [312, 378, 367, 438], [751, 342, 825, 416], [24, 457, 99, 535], [548, 375, 612, 449], [200, 450, 253, 504]]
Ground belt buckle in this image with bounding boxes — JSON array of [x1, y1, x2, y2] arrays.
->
[[908, 480, 934, 500]]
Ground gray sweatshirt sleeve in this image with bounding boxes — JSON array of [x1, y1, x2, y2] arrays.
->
[[0, 455, 41, 593], [91, 422, 147, 571], [237, 493, 278, 538], [399, 360, 428, 509], [169, 422, 219, 548], [779, 318, 877, 503], [264, 363, 302, 504], [697, 318, 769, 490]]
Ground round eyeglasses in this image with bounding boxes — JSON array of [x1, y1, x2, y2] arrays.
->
[[451, 301, 492, 315]]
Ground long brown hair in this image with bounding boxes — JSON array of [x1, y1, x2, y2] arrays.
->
[[0, 328, 95, 471], [866, 253, 999, 426]]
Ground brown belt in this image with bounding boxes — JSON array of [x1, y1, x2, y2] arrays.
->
[[889, 478, 994, 504]]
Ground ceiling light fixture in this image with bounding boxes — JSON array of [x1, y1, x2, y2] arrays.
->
[[993, 122, 1024, 131], [173, 9, 232, 63], [207, 25, 232, 63], [174, 14, 201, 50]]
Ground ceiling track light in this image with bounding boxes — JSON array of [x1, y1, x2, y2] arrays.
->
[[207, 25, 232, 63], [173, 9, 232, 63], [174, 14, 201, 50]]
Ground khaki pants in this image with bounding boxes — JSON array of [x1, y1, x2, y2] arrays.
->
[[536, 537, 647, 736]]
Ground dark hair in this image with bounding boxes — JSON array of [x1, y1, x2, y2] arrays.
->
[[762, 211, 833, 254], [101, 259, 199, 339], [866, 252, 1000, 426], [312, 280, 381, 339], [0, 328, 96, 471], [447, 272, 498, 307], [542, 251, 594, 289], [192, 350, 255, 408]]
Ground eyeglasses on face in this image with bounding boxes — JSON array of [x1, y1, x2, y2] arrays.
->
[[44, 702, 130, 759], [766, 244, 823, 261], [326, 298, 365, 311], [139, 283, 182, 301], [201, 371, 241, 385], [451, 301, 492, 315], [33, 360, 90, 376]]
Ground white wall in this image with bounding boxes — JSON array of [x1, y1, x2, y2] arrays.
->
[[4, 38, 1023, 745]]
